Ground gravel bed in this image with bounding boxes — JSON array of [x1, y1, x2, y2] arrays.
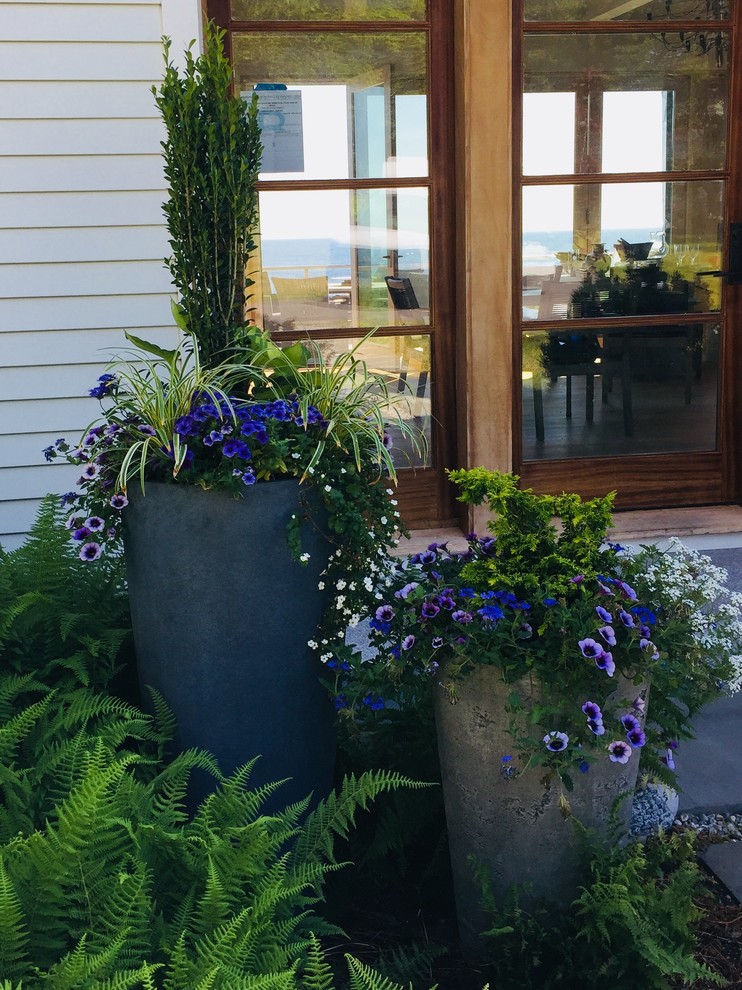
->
[[630, 784, 742, 840]]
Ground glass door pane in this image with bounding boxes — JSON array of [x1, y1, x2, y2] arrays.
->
[[520, 12, 732, 472]]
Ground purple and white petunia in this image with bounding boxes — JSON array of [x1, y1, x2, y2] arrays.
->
[[543, 731, 569, 753], [578, 638, 603, 659], [608, 740, 632, 764], [79, 541, 103, 561], [582, 701, 603, 721], [596, 605, 613, 623], [84, 516, 105, 533], [401, 634, 416, 651], [375, 605, 395, 623], [109, 493, 128, 510]]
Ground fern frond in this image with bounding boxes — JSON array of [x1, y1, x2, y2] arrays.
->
[[294, 772, 429, 867], [0, 857, 29, 981], [299, 933, 334, 990]]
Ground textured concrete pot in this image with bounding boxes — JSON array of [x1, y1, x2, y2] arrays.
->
[[123, 480, 335, 808], [433, 665, 644, 962]]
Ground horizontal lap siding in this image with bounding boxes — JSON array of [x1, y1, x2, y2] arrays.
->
[[0, 0, 187, 548]]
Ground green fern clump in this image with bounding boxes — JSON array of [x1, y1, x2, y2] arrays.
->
[[476, 831, 724, 990], [0, 671, 427, 987]]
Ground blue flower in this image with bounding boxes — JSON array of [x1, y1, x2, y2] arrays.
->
[[478, 604, 504, 622], [459, 588, 476, 599], [362, 693, 385, 711], [632, 605, 657, 626], [544, 597, 558, 607]]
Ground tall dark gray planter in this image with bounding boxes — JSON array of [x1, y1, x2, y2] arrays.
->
[[433, 666, 645, 963], [123, 480, 335, 808]]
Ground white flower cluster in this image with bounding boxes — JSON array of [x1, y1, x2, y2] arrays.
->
[[639, 537, 742, 694]]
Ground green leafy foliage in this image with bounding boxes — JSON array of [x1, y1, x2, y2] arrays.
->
[[154, 23, 262, 366], [447, 468, 614, 599], [476, 831, 725, 989], [0, 503, 427, 988]]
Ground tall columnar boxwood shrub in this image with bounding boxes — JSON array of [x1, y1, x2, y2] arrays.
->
[[154, 23, 262, 366]]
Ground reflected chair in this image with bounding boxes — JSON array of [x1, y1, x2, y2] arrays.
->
[[272, 275, 331, 327], [385, 275, 420, 310]]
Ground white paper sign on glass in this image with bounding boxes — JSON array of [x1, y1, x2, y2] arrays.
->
[[246, 87, 305, 173]]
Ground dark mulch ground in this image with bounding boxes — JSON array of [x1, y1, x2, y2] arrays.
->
[[671, 864, 742, 990], [326, 857, 742, 989]]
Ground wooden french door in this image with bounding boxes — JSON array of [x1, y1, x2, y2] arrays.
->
[[515, 0, 742, 509], [206, 0, 458, 528]]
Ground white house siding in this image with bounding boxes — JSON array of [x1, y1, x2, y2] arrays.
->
[[0, 0, 202, 550]]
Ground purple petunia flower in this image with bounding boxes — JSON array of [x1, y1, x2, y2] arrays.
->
[[402, 634, 416, 651], [639, 638, 660, 660], [595, 651, 615, 676], [608, 740, 632, 764], [72, 526, 91, 542], [621, 713, 641, 733], [109, 493, 128, 510], [395, 582, 419, 600], [452, 610, 473, 624], [578, 638, 603, 659], [84, 516, 105, 533], [65, 514, 82, 530], [79, 541, 103, 561], [618, 610, 636, 628], [627, 728, 646, 748], [598, 625, 617, 646], [631, 695, 646, 715], [617, 581, 638, 601], [137, 424, 157, 437], [375, 605, 395, 623], [570, 575, 585, 585], [432, 636, 444, 649], [421, 602, 440, 619], [174, 416, 194, 436], [439, 595, 456, 610], [596, 605, 613, 623], [661, 748, 676, 771], [80, 462, 101, 481], [587, 719, 606, 736], [582, 701, 602, 721], [543, 731, 569, 753]]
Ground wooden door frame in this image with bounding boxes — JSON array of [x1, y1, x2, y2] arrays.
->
[[514, 2, 742, 509]]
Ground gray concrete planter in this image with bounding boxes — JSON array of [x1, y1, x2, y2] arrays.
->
[[123, 479, 335, 808], [433, 665, 644, 962]]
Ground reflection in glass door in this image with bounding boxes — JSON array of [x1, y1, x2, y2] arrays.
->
[[517, 4, 737, 506]]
